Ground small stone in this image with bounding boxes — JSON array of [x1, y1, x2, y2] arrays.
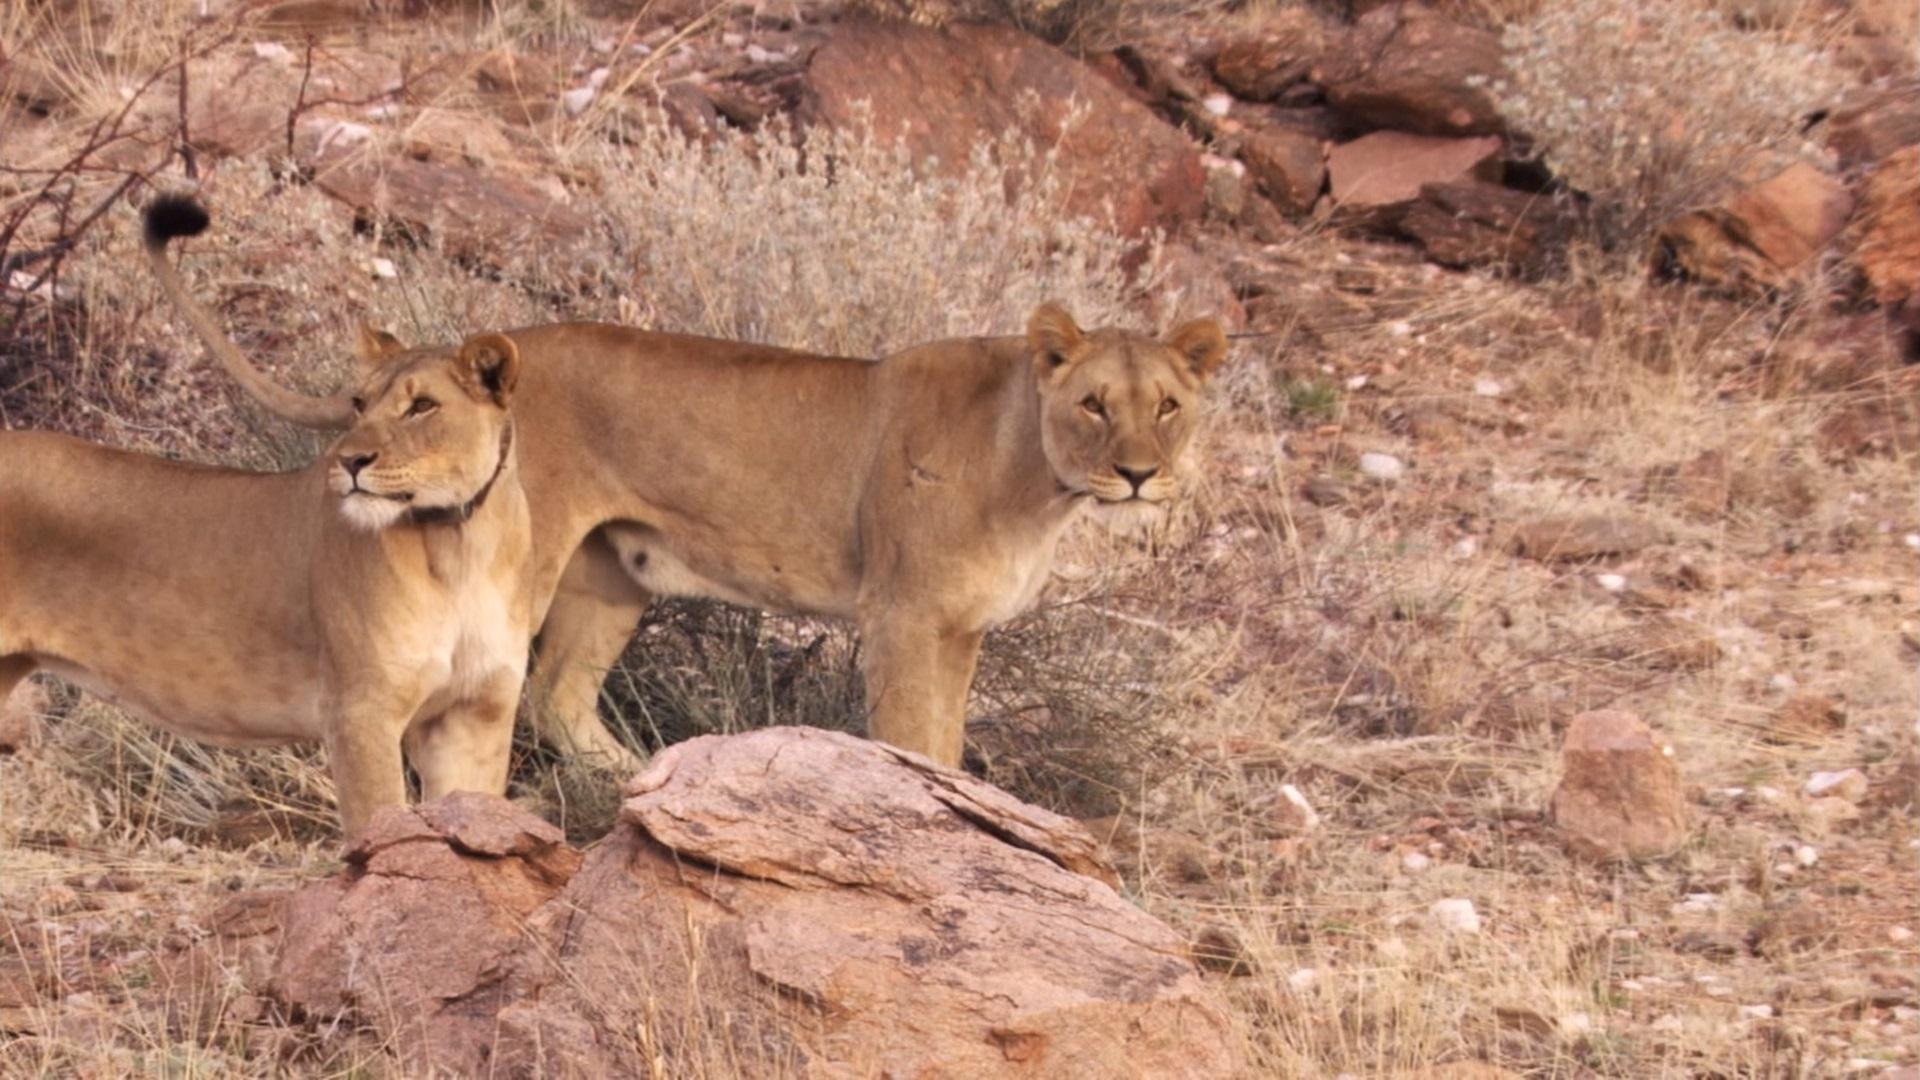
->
[[1472, 377, 1503, 397], [1769, 694, 1846, 744], [252, 41, 292, 63], [1805, 769, 1868, 802], [1512, 515, 1661, 562], [1203, 93, 1234, 117], [1738, 1004, 1775, 1020], [1550, 710, 1689, 862], [1358, 452, 1404, 483], [1345, 373, 1370, 390], [369, 257, 398, 279], [1402, 850, 1432, 874], [1794, 844, 1819, 867], [1595, 573, 1627, 593], [1287, 968, 1318, 992], [1273, 784, 1320, 833], [1430, 897, 1481, 935], [561, 86, 596, 116], [1890, 926, 1915, 944]]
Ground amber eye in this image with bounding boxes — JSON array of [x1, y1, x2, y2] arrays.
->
[[350, 396, 367, 415], [406, 397, 438, 418], [1080, 394, 1106, 419], [1157, 398, 1180, 419]]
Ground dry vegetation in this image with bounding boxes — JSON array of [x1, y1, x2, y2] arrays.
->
[[2, 0, 1917, 1076]]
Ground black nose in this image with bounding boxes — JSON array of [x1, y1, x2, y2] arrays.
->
[[341, 452, 378, 478], [1114, 465, 1157, 492]]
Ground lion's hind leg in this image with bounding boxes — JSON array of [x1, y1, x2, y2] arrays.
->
[[526, 531, 649, 772]]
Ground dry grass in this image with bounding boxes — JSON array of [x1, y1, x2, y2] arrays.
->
[[2, 0, 1917, 1076]]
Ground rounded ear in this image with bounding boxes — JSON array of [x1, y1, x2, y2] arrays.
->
[[457, 333, 521, 406], [1027, 302, 1084, 375], [1166, 317, 1229, 380], [357, 320, 408, 363]]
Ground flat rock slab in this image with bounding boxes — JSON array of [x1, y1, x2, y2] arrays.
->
[[1328, 132, 1502, 209], [1511, 514, 1662, 562], [245, 728, 1237, 1078]]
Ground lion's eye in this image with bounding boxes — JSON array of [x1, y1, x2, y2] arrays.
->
[[350, 396, 366, 415], [1080, 395, 1106, 419], [406, 397, 438, 418], [1158, 398, 1180, 419]]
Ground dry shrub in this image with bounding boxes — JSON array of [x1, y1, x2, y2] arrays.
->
[[1498, 0, 1843, 247]]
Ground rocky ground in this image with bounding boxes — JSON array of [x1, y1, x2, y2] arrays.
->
[[1, 0, 1917, 1076]]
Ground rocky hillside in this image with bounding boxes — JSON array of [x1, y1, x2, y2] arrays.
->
[[2, 0, 1917, 1076]]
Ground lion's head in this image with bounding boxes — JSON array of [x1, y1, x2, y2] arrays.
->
[[327, 328, 521, 531], [1027, 303, 1229, 520]]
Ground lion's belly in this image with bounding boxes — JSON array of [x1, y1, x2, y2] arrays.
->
[[602, 525, 857, 617], [37, 655, 321, 747]]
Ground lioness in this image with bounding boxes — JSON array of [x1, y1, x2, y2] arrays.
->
[[146, 198, 1228, 768], [2, 204, 534, 835]]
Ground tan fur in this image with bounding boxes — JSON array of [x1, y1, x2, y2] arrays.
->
[[146, 212, 1228, 768], [0, 333, 535, 838]]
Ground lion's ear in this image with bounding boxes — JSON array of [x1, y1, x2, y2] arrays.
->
[[355, 324, 406, 373], [1166, 317, 1229, 381], [456, 333, 521, 407], [1027, 302, 1084, 378]]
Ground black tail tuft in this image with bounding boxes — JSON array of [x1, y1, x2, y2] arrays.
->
[[143, 194, 210, 248]]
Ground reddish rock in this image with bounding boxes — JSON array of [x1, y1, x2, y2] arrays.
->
[[798, 22, 1205, 236], [1855, 145, 1920, 310], [1393, 180, 1572, 274], [1211, 10, 1330, 102], [1827, 81, 1920, 171], [1313, 6, 1505, 136], [1155, 243, 1248, 332], [262, 729, 1234, 1078], [310, 150, 592, 264], [1511, 514, 1661, 562], [1328, 131, 1502, 209], [1241, 126, 1326, 215], [1549, 711, 1689, 862], [1661, 161, 1855, 292]]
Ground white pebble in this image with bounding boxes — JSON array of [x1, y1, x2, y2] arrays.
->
[[630, 42, 653, 57], [587, 67, 611, 90], [1451, 536, 1479, 558], [1595, 573, 1627, 592], [1429, 898, 1481, 934], [1889, 926, 1914, 944], [252, 41, 291, 63], [1737, 1004, 1774, 1020], [1903, 533, 1920, 551], [1358, 452, 1404, 483], [364, 102, 401, 120], [561, 86, 596, 116], [1202, 93, 1233, 117], [1804, 768, 1867, 801], [1277, 784, 1320, 831], [315, 120, 372, 154], [1472, 377, 1503, 397], [1793, 844, 1819, 867], [1344, 373, 1369, 390], [1401, 850, 1431, 874], [1769, 672, 1798, 692], [369, 257, 397, 279], [592, 35, 617, 54], [1559, 1012, 1593, 1036], [721, 31, 745, 47], [1287, 968, 1318, 991]]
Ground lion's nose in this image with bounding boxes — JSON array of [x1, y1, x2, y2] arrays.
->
[[341, 452, 378, 478], [1114, 465, 1157, 492]]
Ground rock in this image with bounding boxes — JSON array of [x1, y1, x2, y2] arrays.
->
[[1854, 146, 1920, 311], [1826, 81, 1920, 172], [1768, 694, 1846, 744], [1804, 768, 1868, 802], [263, 729, 1235, 1077], [1659, 161, 1855, 292], [1302, 475, 1350, 506], [0, 681, 47, 754], [1154, 243, 1248, 332], [1313, 5, 1505, 136], [309, 151, 592, 265], [1211, 10, 1330, 101], [1511, 514, 1661, 562], [1549, 710, 1689, 862], [1633, 617, 1724, 672], [1358, 451, 1404, 482], [1327, 132, 1503, 209], [1429, 897, 1482, 934], [1240, 126, 1326, 215], [1392, 180, 1573, 275], [798, 23, 1204, 236]]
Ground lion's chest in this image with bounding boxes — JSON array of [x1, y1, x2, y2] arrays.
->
[[404, 567, 526, 707]]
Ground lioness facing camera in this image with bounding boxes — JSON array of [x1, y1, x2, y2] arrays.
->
[[1, 211, 534, 835], [146, 197, 1229, 768]]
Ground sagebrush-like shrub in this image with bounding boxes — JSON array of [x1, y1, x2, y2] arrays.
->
[[1498, 0, 1842, 246]]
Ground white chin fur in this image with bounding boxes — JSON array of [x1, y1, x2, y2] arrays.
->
[[339, 494, 409, 531], [1090, 499, 1167, 535]]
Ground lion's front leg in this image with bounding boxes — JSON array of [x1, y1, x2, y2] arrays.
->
[[859, 615, 985, 768], [407, 672, 522, 804], [326, 694, 416, 841], [526, 532, 648, 772]]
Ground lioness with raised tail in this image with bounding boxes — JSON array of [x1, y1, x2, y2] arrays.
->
[[0, 198, 535, 837], [146, 197, 1229, 768]]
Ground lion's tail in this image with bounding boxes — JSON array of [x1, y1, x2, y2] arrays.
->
[[143, 195, 354, 430]]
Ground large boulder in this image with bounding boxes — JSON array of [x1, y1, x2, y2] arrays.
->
[[1391, 180, 1574, 275], [1210, 9, 1331, 102], [257, 729, 1237, 1078], [309, 149, 592, 265], [1659, 161, 1855, 292], [1549, 711, 1690, 862], [1312, 6, 1505, 136], [797, 22, 1205, 236], [1854, 145, 1920, 313]]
